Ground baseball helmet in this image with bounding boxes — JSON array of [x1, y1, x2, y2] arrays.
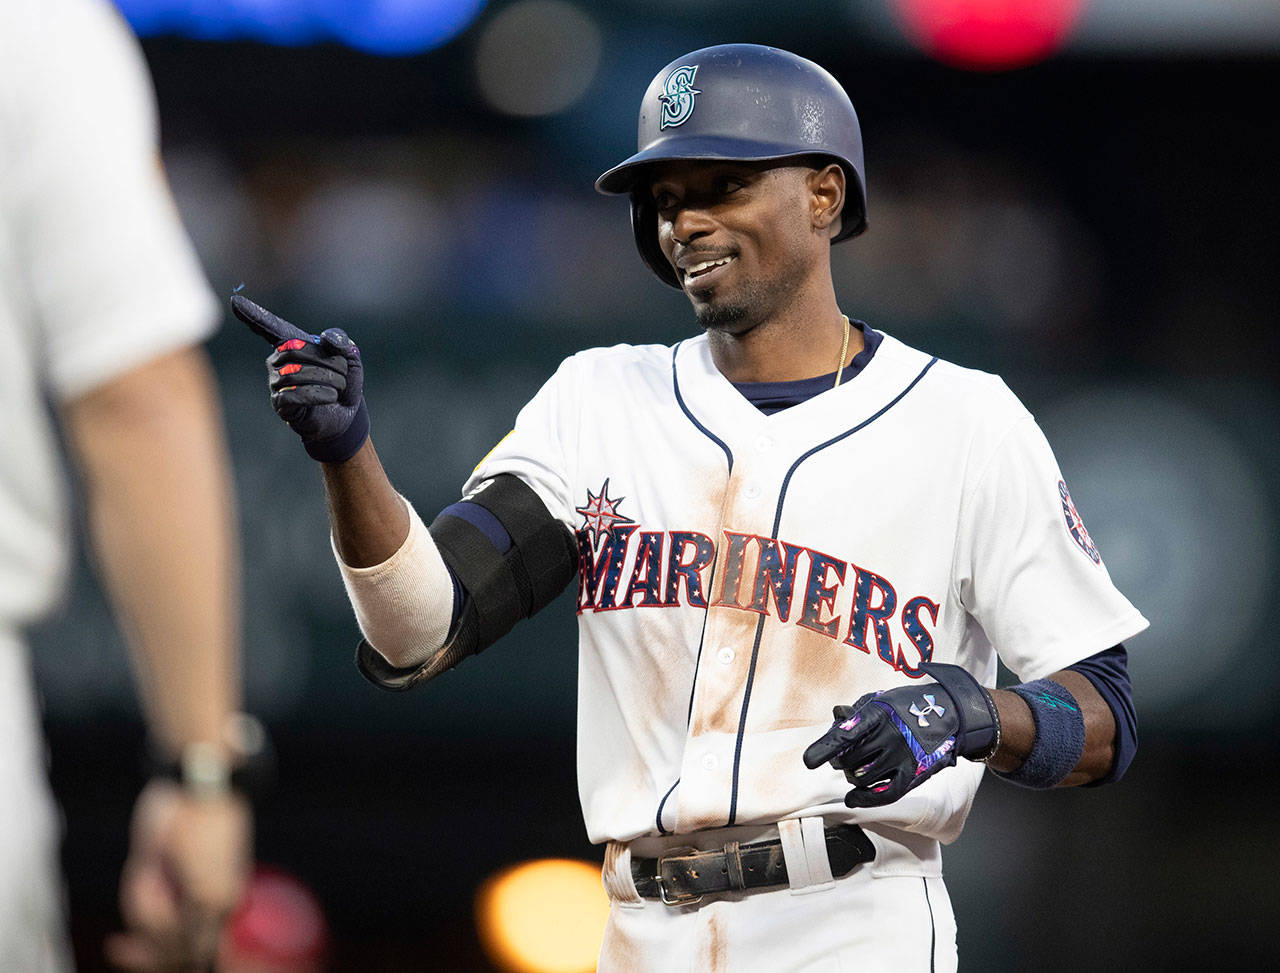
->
[[595, 44, 867, 289]]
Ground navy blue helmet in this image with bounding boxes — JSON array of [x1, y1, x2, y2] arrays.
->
[[596, 44, 868, 288]]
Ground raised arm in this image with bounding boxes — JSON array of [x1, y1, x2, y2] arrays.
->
[[232, 295, 459, 676], [231, 293, 406, 564], [320, 438, 409, 568], [234, 295, 577, 688]]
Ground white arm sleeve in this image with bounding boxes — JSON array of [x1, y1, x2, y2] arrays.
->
[[332, 496, 456, 668]]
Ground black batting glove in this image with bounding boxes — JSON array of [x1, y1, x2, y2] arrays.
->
[[802, 663, 1001, 808], [232, 294, 370, 463]]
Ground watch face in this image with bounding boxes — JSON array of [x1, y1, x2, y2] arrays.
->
[[182, 742, 233, 799]]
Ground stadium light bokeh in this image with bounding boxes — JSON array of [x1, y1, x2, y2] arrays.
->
[[890, 0, 1089, 70], [113, 0, 488, 54], [474, 1, 602, 117], [475, 859, 610, 973]]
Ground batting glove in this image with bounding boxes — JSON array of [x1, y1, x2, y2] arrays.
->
[[802, 663, 1001, 808], [232, 295, 369, 463]]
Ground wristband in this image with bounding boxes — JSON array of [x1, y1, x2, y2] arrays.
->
[[303, 398, 370, 464], [992, 679, 1086, 789]]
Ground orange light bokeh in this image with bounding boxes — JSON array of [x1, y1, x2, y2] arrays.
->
[[475, 859, 610, 973]]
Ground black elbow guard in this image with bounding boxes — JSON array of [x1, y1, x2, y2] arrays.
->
[[356, 474, 578, 692], [430, 474, 578, 657]]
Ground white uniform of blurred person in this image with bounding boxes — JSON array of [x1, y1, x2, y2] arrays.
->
[[1, 1, 249, 969]]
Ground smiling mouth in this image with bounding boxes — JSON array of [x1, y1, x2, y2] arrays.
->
[[682, 255, 735, 282]]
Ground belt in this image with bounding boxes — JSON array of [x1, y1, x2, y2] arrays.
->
[[630, 823, 876, 906]]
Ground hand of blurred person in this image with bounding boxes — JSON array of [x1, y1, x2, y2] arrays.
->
[[106, 780, 251, 973], [232, 294, 370, 464]]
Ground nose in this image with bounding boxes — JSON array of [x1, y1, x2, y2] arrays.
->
[[669, 202, 716, 246]]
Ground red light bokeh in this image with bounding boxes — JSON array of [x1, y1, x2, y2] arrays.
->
[[892, 0, 1090, 71]]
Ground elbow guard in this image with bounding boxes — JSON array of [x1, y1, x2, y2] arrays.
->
[[356, 474, 578, 691]]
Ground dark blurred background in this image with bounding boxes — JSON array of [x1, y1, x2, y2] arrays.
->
[[29, 0, 1280, 969]]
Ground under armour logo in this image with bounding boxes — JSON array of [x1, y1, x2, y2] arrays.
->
[[659, 65, 701, 129], [909, 694, 945, 727]]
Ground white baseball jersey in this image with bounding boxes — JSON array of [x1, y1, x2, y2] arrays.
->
[[467, 330, 1148, 868], [0, 1, 217, 964]]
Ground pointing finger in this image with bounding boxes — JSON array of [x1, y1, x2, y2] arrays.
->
[[231, 294, 314, 346], [803, 731, 850, 769], [803, 714, 872, 769]]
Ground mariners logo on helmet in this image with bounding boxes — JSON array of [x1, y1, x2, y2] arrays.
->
[[658, 65, 701, 129]]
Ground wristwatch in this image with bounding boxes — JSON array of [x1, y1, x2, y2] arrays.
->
[[149, 712, 274, 800]]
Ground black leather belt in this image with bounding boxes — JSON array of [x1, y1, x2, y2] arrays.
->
[[631, 823, 875, 905]]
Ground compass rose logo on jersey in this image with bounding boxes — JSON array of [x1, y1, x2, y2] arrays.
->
[[575, 479, 635, 543], [659, 65, 701, 129], [1059, 480, 1102, 564]]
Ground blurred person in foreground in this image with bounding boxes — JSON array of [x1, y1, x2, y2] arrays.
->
[[1, 0, 250, 969]]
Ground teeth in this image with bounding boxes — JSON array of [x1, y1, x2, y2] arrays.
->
[[686, 256, 733, 277]]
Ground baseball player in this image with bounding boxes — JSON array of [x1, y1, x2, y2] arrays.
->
[[1, 1, 252, 969], [236, 44, 1144, 971]]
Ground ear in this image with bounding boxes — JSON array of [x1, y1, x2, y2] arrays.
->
[[808, 163, 846, 240]]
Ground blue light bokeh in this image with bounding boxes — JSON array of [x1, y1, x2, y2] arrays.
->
[[113, 0, 488, 54]]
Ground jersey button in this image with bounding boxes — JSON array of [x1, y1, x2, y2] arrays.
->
[[716, 647, 735, 665], [744, 483, 761, 500], [755, 436, 773, 452], [701, 753, 718, 771]]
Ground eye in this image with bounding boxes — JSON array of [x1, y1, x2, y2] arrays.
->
[[652, 189, 678, 212], [713, 175, 746, 196]]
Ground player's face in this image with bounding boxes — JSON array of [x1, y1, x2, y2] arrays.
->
[[649, 160, 822, 333]]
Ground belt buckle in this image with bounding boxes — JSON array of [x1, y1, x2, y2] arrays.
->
[[655, 846, 703, 907]]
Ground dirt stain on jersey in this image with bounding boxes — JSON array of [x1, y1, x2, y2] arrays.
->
[[768, 622, 859, 731], [597, 912, 641, 973], [702, 908, 728, 973], [679, 803, 733, 833], [688, 604, 761, 737]]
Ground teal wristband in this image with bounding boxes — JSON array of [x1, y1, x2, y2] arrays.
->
[[992, 679, 1085, 789]]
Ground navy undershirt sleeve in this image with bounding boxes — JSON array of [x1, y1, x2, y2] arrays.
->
[[1063, 644, 1137, 785]]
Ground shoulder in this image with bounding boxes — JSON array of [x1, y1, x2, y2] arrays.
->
[[567, 340, 679, 367], [558, 339, 682, 385], [3, 0, 151, 94], [2, 0, 156, 168], [879, 331, 1031, 428]]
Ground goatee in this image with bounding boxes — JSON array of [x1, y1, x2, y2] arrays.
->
[[695, 301, 752, 332]]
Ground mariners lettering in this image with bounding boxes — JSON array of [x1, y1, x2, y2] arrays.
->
[[576, 525, 636, 611], [577, 526, 937, 672], [663, 532, 714, 607]]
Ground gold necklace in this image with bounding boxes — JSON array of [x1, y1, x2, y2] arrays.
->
[[833, 315, 851, 389]]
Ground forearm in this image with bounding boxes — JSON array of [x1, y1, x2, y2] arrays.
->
[[321, 440, 459, 669], [63, 347, 239, 756], [321, 437, 410, 567], [986, 669, 1116, 786]]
